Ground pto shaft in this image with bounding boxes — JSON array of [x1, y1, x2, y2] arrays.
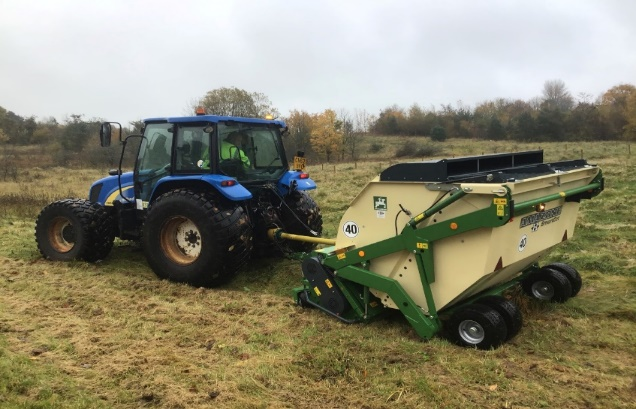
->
[[268, 228, 336, 245]]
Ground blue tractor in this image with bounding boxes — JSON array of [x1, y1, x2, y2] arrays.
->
[[35, 112, 323, 286]]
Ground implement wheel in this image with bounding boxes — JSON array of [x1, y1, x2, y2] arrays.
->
[[544, 262, 582, 296], [446, 304, 508, 349], [142, 189, 252, 287], [522, 267, 573, 303], [279, 191, 323, 253], [35, 199, 115, 262], [474, 295, 523, 341]]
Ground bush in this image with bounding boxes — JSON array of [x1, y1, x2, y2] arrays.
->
[[368, 143, 384, 153], [430, 125, 447, 142], [395, 141, 414, 158], [395, 140, 442, 159], [82, 143, 120, 168], [415, 143, 442, 157]]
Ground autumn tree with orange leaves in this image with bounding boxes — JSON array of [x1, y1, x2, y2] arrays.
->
[[310, 109, 343, 162]]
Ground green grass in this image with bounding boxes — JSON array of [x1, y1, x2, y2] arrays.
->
[[0, 139, 634, 408], [0, 337, 109, 408]]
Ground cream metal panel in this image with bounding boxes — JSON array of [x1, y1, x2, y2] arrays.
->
[[333, 165, 599, 312]]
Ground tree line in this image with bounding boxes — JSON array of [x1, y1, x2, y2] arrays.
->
[[371, 81, 636, 143], [1, 81, 635, 166]]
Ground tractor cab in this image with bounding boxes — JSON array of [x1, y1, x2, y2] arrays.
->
[[100, 115, 292, 207]]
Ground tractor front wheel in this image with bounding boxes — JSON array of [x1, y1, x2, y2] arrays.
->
[[35, 199, 115, 262], [142, 189, 252, 287]]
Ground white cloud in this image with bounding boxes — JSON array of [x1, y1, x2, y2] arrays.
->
[[1, 0, 634, 124]]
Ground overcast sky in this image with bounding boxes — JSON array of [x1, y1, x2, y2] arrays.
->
[[1, 0, 635, 125]]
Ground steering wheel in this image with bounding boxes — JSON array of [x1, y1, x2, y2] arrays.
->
[[219, 159, 246, 178]]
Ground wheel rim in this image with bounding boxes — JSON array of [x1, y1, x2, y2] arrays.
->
[[531, 280, 555, 300], [458, 319, 485, 344], [160, 216, 202, 265], [48, 216, 75, 253]]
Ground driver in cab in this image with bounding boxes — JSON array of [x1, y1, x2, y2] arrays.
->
[[221, 131, 251, 168], [198, 131, 251, 170]]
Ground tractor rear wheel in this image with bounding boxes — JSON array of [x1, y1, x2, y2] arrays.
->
[[522, 267, 573, 303], [278, 191, 323, 253], [142, 189, 252, 287], [446, 304, 508, 349], [474, 295, 523, 341], [35, 199, 115, 262]]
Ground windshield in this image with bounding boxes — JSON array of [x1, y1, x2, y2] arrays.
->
[[136, 123, 173, 203], [139, 124, 172, 172], [217, 122, 286, 181]]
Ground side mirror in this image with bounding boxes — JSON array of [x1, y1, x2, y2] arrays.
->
[[99, 123, 111, 147], [99, 122, 123, 147]]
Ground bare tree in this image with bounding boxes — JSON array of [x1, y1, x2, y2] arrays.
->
[[284, 109, 314, 160], [337, 108, 373, 161], [0, 129, 17, 181], [352, 109, 373, 159], [337, 109, 353, 161], [542, 79, 574, 111]]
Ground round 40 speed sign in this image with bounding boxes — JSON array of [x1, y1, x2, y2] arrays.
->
[[342, 221, 359, 238]]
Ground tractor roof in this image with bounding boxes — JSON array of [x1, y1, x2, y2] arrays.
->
[[143, 114, 285, 127]]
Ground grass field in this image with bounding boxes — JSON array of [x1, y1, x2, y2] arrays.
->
[[0, 139, 634, 408]]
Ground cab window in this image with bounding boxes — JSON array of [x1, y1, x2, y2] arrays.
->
[[174, 125, 212, 172]]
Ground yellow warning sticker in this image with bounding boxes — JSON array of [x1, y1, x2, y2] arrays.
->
[[416, 242, 428, 249], [496, 205, 505, 216], [313, 286, 322, 296], [493, 198, 507, 205], [325, 279, 333, 289], [337, 253, 346, 260]]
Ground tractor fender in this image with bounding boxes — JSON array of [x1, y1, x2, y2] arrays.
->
[[277, 171, 317, 196], [89, 172, 135, 206], [151, 175, 252, 203]]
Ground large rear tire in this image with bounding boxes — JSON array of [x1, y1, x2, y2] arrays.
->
[[142, 189, 253, 287], [35, 199, 115, 262], [278, 191, 323, 253]]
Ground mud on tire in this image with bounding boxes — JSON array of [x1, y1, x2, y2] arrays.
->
[[142, 189, 253, 287], [35, 199, 115, 262]]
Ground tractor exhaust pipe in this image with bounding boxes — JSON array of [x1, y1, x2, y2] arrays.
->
[[267, 228, 336, 246]]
